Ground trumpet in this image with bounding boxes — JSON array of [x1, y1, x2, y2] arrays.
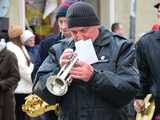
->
[[22, 94, 59, 117], [46, 54, 78, 96]]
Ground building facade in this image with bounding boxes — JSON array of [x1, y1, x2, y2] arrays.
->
[[3, 0, 158, 41]]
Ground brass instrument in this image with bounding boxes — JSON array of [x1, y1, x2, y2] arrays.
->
[[46, 54, 78, 96], [22, 53, 78, 117], [136, 94, 155, 120], [22, 94, 59, 117]]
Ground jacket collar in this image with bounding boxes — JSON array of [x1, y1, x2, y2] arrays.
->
[[154, 30, 160, 41], [93, 26, 113, 46]]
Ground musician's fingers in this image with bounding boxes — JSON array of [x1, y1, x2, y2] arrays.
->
[[63, 48, 73, 55], [62, 49, 73, 58], [60, 59, 70, 66], [60, 49, 73, 66], [70, 74, 81, 80], [75, 60, 86, 67], [62, 52, 73, 59], [64, 48, 73, 52], [70, 66, 81, 74]]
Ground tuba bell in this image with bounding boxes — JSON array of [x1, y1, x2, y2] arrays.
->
[[22, 94, 59, 117], [46, 54, 78, 96], [136, 94, 155, 120]]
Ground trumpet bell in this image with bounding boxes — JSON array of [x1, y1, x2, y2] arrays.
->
[[46, 53, 78, 96], [46, 75, 68, 96]]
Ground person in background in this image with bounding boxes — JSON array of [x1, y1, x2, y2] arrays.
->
[[21, 30, 39, 64], [7, 24, 33, 120], [134, 1, 160, 120], [33, 2, 139, 120], [0, 38, 20, 120], [111, 22, 125, 36], [110, 22, 135, 120], [151, 0, 160, 31], [31, 2, 73, 120], [31, 1, 73, 82], [0, 17, 20, 120]]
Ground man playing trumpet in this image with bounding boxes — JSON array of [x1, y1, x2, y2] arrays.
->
[[33, 1, 139, 120]]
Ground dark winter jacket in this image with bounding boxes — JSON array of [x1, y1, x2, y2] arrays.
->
[[25, 45, 39, 64], [0, 48, 20, 120], [136, 30, 160, 113], [33, 26, 140, 120], [31, 33, 64, 81]]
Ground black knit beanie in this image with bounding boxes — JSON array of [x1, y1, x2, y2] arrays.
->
[[66, 2, 100, 28]]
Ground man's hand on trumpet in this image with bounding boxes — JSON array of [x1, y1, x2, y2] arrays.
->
[[59, 48, 74, 67], [70, 60, 94, 82], [59, 48, 94, 82]]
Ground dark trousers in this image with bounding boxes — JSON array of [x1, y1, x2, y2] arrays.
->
[[15, 94, 31, 120]]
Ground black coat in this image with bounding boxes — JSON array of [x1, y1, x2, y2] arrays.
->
[[0, 48, 20, 120], [31, 33, 63, 82], [34, 27, 140, 120], [136, 30, 160, 113]]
